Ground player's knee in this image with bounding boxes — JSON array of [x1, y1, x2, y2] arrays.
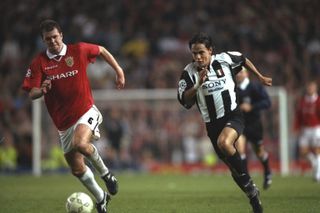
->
[[73, 141, 91, 155], [71, 166, 86, 177], [217, 138, 232, 151]]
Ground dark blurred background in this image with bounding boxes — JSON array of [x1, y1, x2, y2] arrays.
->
[[0, 0, 319, 174]]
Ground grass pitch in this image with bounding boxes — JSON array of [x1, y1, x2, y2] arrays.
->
[[0, 172, 319, 213]]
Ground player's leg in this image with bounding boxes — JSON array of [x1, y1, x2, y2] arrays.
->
[[299, 129, 316, 176], [252, 142, 272, 189], [216, 128, 262, 213], [311, 127, 320, 182], [235, 135, 249, 174], [73, 122, 118, 195], [218, 111, 262, 212], [314, 146, 320, 182], [64, 150, 110, 213], [217, 127, 251, 188], [75, 105, 118, 195]]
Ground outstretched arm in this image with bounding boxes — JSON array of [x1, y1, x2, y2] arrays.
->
[[98, 46, 125, 89], [244, 58, 272, 86]]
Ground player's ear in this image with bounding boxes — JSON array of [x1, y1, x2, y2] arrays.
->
[[208, 47, 213, 55]]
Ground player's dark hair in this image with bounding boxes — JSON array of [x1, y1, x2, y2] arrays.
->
[[189, 32, 214, 50], [40, 19, 62, 38]]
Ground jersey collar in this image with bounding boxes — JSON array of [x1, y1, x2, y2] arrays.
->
[[305, 93, 318, 102], [46, 44, 67, 59], [239, 77, 250, 90]]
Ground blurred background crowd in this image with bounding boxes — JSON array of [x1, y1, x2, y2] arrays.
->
[[0, 0, 319, 173]]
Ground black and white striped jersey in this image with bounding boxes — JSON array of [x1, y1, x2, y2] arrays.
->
[[178, 51, 245, 123]]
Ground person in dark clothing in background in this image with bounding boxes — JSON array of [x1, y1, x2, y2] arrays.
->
[[236, 68, 272, 190]]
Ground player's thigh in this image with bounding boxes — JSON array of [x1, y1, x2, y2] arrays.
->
[[311, 126, 320, 149], [218, 127, 239, 147], [64, 150, 86, 175], [235, 135, 246, 154], [299, 146, 310, 157], [73, 124, 92, 145]]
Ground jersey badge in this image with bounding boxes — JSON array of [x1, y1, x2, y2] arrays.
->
[[211, 61, 225, 78], [65, 56, 74, 67], [216, 69, 224, 77]]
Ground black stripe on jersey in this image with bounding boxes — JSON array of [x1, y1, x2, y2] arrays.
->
[[221, 90, 231, 114], [205, 95, 217, 122], [226, 52, 245, 65], [211, 61, 225, 78]]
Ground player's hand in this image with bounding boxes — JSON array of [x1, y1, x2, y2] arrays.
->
[[41, 79, 52, 94], [240, 103, 252, 112], [198, 67, 208, 83], [115, 70, 125, 89], [260, 76, 272, 86], [194, 67, 208, 89]]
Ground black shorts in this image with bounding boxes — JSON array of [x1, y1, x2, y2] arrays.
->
[[205, 109, 245, 158], [243, 120, 263, 146]]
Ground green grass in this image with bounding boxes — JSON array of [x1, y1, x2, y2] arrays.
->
[[0, 172, 320, 213]]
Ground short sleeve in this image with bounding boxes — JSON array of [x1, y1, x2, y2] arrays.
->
[[225, 51, 246, 75], [177, 70, 196, 109], [78, 42, 100, 63], [22, 58, 43, 92]]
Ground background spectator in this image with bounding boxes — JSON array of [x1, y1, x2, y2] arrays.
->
[[1, 0, 319, 173]]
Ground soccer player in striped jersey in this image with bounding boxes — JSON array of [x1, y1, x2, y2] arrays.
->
[[177, 32, 272, 213], [22, 19, 124, 213], [236, 68, 272, 190]]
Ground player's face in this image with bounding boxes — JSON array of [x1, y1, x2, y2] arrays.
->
[[42, 28, 63, 55], [306, 82, 318, 95], [191, 43, 212, 69]]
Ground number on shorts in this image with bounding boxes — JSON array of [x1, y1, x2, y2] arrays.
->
[[88, 117, 93, 124]]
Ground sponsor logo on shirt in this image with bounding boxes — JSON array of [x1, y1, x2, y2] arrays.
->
[[202, 79, 226, 92], [48, 70, 79, 80], [45, 65, 58, 70], [65, 56, 74, 67]]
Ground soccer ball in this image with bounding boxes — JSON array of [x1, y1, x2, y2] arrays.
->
[[65, 192, 94, 213]]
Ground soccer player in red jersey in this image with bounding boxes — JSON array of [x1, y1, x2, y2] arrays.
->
[[22, 19, 125, 213], [295, 81, 320, 182]]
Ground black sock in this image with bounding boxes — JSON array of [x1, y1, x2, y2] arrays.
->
[[241, 157, 249, 175], [261, 155, 271, 174], [226, 152, 247, 177]]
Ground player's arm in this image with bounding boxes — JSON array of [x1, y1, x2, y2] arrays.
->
[[184, 68, 207, 101], [98, 46, 125, 89], [244, 58, 272, 86], [178, 69, 207, 108], [22, 61, 51, 100], [29, 79, 52, 100]]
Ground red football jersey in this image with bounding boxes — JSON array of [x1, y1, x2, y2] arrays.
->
[[295, 94, 320, 130], [22, 42, 100, 130]]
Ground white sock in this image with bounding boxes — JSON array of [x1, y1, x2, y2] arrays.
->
[[78, 166, 104, 202], [87, 144, 109, 177], [306, 153, 316, 169], [316, 155, 320, 180]]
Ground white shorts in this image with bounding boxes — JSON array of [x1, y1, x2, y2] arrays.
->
[[58, 105, 103, 153], [299, 126, 320, 148]]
